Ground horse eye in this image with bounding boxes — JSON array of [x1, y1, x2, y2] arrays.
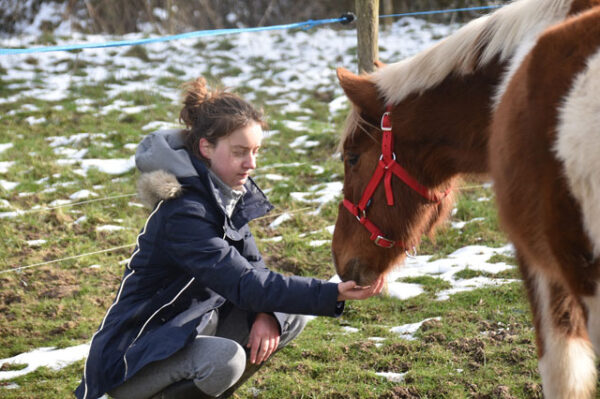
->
[[345, 152, 360, 166]]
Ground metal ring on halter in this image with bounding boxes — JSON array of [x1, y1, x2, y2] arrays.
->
[[356, 209, 367, 222], [379, 152, 397, 161], [405, 246, 418, 258]]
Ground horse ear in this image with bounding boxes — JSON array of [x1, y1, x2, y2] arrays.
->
[[374, 60, 386, 69], [336, 67, 384, 119]]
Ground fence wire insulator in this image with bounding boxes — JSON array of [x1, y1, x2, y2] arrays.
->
[[340, 12, 356, 25]]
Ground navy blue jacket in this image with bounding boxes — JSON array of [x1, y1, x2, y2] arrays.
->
[[75, 146, 342, 399]]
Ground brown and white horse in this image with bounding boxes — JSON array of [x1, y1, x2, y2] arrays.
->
[[331, 0, 600, 397], [490, 7, 600, 398]]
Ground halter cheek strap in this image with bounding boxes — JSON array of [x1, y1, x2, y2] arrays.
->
[[342, 106, 451, 249]]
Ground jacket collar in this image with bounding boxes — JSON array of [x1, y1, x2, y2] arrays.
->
[[186, 154, 274, 228]]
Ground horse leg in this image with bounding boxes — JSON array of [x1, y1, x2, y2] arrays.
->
[[583, 283, 600, 356], [530, 270, 596, 399]]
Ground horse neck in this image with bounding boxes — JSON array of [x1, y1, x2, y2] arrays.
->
[[397, 57, 506, 186]]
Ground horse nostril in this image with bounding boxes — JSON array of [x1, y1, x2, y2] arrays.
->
[[340, 258, 363, 283], [340, 258, 381, 286]]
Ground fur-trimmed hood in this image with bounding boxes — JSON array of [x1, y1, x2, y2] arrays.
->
[[135, 129, 193, 209], [137, 170, 182, 209]]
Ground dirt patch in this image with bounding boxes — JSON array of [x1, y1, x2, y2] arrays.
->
[[420, 318, 442, 331], [0, 291, 22, 305], [449, 337, 486, 367], [262, 252, 303, 275], [27, 267, 80, 299], [523, 382, 542, 398], [41, 284, 79, 299], [378, 386, 420, 399], [422, 331, 446, 344], [49, 320, 78, 335], [488, 329, 517, 343], [348, 340, 376, 352], [381, 342, 410, 356], [470, 385, 518, 399], [492, 385, 516, 399]]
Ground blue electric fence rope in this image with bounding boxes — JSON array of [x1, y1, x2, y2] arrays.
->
[[0, 5, 503, 56], [0, 17, 348, 55], [380, 5, 502, 19]]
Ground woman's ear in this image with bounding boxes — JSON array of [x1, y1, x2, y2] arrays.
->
[[199, 138, 213, 160]]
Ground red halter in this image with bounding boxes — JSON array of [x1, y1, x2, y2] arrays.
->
[[342, 106, 450, 248]]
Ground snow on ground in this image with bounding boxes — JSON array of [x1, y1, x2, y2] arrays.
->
[[390, 317, 442, 340], [388, 244, 517, 301], [0, 344, 90, 381]]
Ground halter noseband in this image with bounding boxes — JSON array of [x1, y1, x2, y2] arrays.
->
[[342, 106, 450, 249]]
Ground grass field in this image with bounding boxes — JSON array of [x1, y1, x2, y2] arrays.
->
[[0, 18, 549, 399]]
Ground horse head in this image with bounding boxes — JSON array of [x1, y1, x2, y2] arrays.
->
[[332, 67, 455, 286]]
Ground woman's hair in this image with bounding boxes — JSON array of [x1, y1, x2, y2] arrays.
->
[[179, 77, 267, 165]]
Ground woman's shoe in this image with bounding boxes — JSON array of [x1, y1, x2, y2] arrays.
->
[[150, 380, 216, 399]]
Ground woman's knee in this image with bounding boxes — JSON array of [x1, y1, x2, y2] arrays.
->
[[192, 338, 246, 396], [215, 340, 246, 382], [279, 314, 309, 348]]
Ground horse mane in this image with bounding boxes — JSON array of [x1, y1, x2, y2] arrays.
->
[[373, 0, 575, 106]]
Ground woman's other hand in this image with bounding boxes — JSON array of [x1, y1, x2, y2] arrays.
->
[[247, 312, 280, 364], [337, 275, 385, 301]]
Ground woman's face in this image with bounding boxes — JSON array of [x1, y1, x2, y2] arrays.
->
[[199, 121, 263, 189]]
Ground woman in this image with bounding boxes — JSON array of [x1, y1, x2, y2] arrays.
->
[[75, 77, 384, 399]]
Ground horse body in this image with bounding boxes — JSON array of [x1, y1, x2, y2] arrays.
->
[[490, 8, 600, 398], [333, 0, 600, 396]]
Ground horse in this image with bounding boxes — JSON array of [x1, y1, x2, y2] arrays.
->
[[331, 0, 600, 397], [489, 7, 600, 398]]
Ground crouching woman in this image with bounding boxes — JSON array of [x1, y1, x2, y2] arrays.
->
[[75, 77, 383, 399]]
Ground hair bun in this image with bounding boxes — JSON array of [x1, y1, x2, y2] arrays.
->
[[180, 77, 213, 128]]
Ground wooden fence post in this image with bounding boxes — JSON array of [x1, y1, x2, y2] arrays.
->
[[382, 0, 393, 31], [355, 0, 379, 74]]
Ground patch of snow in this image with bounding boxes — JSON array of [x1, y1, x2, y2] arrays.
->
[[0, 344, 90, 381], [26, 239, 46, 247], [0, 143, 14, 154], [375, 371, 406, 383], [0, 161, 14, 173], [386, 282, 424, 300], [142, 121, 181, 131], [96, 225, 125, 232], [390, 317, 441, 340], [0, 180, 18, 191], [268, 212, 291, 229], [290, 181, 343, 215], [69, 190, 98, 200]]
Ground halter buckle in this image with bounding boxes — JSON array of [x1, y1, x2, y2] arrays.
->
[[374, 235, 395, 248], [380, 112, 392, 131]]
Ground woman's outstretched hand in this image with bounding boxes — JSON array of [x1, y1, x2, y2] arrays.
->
[[337, 275, 385, 301]]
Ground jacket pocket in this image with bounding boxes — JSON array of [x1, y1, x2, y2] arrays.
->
[[223, 225, 244, 252]]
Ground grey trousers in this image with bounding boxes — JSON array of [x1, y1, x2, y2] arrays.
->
[[109, 303, 308, 399]]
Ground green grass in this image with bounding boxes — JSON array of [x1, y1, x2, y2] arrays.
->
[[0, 31, 550, 399], [397, 276, 452, 294]]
